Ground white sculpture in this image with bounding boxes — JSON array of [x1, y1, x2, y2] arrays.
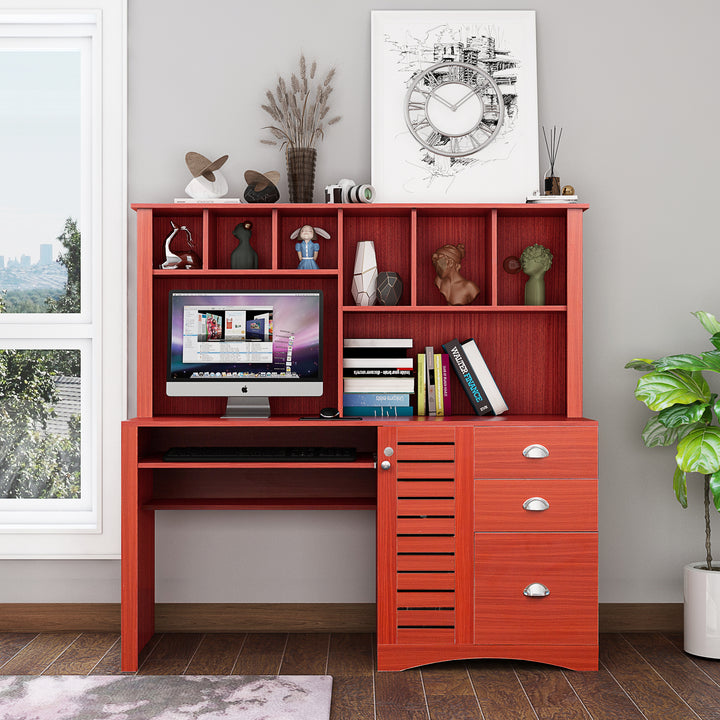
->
[[184, 151, 229, 200], [352, 240, 378, 306]]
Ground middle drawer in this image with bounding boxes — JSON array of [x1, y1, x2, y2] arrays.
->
[[474, 478, 597, 532]]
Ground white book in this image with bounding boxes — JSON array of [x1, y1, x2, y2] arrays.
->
[[343, 357, 414, 369], [173, 198, 241, 203], [343, 376, 415, 393], [425, 346, 436, 416], [343, 338, 413, 348], [460, 339, 508, 415]]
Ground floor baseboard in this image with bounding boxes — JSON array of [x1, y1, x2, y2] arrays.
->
[[0, 602, 684, 633]]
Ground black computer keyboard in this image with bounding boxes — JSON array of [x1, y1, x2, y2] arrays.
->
[[163, 446, 357, 462]]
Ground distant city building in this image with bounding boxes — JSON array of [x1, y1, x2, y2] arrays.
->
[[39, 244, 53, 265], [20, 254, 31, 267]]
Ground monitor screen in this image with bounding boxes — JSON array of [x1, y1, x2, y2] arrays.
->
[[167, 290, 323, 417]]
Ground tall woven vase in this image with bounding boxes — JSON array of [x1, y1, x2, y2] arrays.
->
[[286, 147, 317, 203]]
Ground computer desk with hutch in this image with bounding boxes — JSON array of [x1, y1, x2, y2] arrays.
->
[[121, 202, 598, 672]]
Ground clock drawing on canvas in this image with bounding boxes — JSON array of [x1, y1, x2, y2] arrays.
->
[[372, 11, 539, 203], [404, 61, 505, 158]]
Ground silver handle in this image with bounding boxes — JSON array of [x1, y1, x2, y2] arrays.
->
[[523, 583, 550, 597], [384, 447, 394, 457], [380, 460, 391, 470], [523, 444, 549, 459], [523, 497, 550, 512]]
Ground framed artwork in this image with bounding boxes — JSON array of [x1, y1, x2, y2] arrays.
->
[[371, 10, 539, 203]]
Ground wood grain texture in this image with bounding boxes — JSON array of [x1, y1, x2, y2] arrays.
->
[[599, 633, 698, 720], [468, 660, 537, 720], [0, 605, 119, 632], [475, 532, 598, 646], [330, 675, 376, 720], [44, 632, 119, 675], [0, 632, 37, 666], [231, 633, 287, 675], [184, 633, 246, 675], [395, 443, 455, 461], [514, 663, 592, 719], [327, 633, 374, 677], [565, 208, 585, 417], [375, 668, 427, 720], [280, 633, 330, 675], [0, 632, 80, 674], [377, 425, 398, 646], [474, 424, 598, 478], [622, 632, 720, 719], [137, 633, 203, 675], [563, 664, 646, 720], [474, 477, 597, 532]]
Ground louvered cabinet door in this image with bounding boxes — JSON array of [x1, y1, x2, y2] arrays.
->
[[377, 425, 475, 659]]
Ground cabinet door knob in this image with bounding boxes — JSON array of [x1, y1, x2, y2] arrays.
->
[[523, 497, 550, 512], [523, 444, 549, 459], [523, 583, 550, 597], [380, 460, 391, 470], [384, 447, 394, 457]]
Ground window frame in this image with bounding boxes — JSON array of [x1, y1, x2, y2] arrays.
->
[[0, 1, 126, 558]]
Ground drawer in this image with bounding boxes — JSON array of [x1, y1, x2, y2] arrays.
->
[[474, 478, 597, 531], [474, 425, 597, 478], [474, 532, 597, 645]]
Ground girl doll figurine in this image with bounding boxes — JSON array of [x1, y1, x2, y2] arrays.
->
[[291, 224, 330, 269]]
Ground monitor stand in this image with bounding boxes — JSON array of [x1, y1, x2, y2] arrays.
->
[[222, 396, 271, 419]]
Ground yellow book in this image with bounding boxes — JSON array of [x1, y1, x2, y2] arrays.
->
[[417, 353, 426, 415], [434, 352, 444, 416]]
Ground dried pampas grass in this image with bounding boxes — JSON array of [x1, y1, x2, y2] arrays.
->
[[261, 54, 341, 150]]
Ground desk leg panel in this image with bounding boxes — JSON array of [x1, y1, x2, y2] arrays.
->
[[121, 423, 155, 671]]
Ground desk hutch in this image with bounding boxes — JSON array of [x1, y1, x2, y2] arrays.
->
[[122, 202, 598, 672]]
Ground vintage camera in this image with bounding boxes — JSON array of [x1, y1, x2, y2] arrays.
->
[[325, 178, 376, 204]]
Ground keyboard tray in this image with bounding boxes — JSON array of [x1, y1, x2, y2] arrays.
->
[[163, 446, 357, 462]]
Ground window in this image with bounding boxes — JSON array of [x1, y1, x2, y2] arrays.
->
[[0, 3, 125, 557]]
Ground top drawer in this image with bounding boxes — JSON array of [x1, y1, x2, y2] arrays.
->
[[474, 425, 597, 478]]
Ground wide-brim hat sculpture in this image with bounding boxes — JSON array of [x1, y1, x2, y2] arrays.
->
[[186, 152, 229, 182], [244, 169, 281, 203]]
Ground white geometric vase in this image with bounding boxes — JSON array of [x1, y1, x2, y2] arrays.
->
[[351, 240, 378, 306]]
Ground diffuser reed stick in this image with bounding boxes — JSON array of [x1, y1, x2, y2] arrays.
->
[[542, 125, 563, 195]]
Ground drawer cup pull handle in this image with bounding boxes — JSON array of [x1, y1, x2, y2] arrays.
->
[[523, 497, 550, 512], [523, 444, 549, 459], [523, 583, 550, 597]]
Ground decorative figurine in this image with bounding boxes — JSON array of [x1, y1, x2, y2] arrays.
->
[[352, 241, 378, 306], [184, 151, 229, 200], [431, 243, 480, 306], [562, 184, 575, 196], [244, 170, 281, 203], [377, 271, 403, 306], [160, 221, 201, 269], [520, 243, 553, 306], [230, 221, 257, 269], [291, 224, 330, 269]]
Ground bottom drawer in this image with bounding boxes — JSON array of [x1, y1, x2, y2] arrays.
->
[[475, 532, 597, 645]]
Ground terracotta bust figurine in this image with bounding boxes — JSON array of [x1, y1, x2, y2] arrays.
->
[[432, 243, 480, 306], [520, 243, 553, 305]]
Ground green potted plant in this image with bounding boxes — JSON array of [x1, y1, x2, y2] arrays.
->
[[626, 310, 720, 658]]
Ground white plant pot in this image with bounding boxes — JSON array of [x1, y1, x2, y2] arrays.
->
[[684, 561, 720, 658]]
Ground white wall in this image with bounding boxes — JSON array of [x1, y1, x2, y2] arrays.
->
[[3, 0, 720, 603]]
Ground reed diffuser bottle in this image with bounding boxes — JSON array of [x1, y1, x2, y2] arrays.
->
[[543, 125, 562, 196]]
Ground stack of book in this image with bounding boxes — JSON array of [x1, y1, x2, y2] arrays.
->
[[416, 346, 453, 416], [441, 338, 507, 415], [342, 338, 414, 417]]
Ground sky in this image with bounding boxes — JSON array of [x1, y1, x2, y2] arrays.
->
[[0, 50, 81, 264]]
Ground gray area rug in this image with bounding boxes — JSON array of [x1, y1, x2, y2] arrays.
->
[[0, 675, 333, 720]]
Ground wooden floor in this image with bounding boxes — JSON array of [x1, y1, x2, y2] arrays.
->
[[1, 632, 719, 718]]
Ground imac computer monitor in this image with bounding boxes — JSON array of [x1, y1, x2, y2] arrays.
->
[[167, 290, 323, 417]]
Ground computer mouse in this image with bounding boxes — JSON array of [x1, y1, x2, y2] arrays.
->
[[319, 407, 340, 419]]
